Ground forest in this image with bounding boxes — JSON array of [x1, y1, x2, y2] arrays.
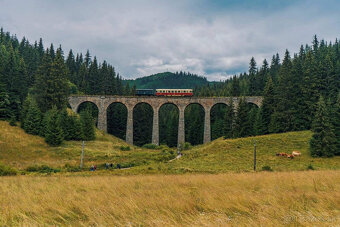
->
[[0, 28, 339, 156]]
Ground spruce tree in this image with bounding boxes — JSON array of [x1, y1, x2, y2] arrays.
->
[[24, 99, 42, 135], [310, 96, 336, 157], [332, 93, 340, 155], [235, 98, 251, 137], [261, 78, 275, 134], [45, 107, 63, 146], [223, 98, 235, 138], [0, 83, 10, 119], [80, 110, 95, 141], [68, 114, 83, 140]]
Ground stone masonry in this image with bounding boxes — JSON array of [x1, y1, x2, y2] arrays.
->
[[68, 96, 263, 146]]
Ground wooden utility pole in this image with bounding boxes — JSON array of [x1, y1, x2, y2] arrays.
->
[[80, 141, 85, 169], [253, 140, 256, 171]]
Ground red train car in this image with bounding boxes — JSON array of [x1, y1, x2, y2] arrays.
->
[[155, 89, 193, 96]]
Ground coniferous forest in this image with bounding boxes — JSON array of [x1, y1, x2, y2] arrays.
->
[[0, 28, 339, 156]]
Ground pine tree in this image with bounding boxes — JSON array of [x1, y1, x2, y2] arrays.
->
[[34, 49, 69, 112], [24, 99, 42, 135], [223, 98, 235, 138], [261, 78, 275, 134], [235, 97, 251, 137], [310, 96, 336, 157], [45, 107, 63, 146], [248, 57, 257, 95], [68, 114, 83, 140], [332, 93, 340, 155], [80, 110, 95, 141], [269, 50, 295, 133], [0, 83, 10, 119]]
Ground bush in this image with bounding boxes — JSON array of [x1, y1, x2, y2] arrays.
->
[[183, 142, 192, 150], [64, 164, 81, 172], [307, 164, 315, 170], [142, 144, 161, 149], [261, 165, 273, 172], [26, 165, 60, 173], [9, 115, 16, 126], [0, 163, 18, 176], [120, 146, 131, 151]]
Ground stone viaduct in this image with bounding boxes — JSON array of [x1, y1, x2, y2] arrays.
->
[[68, 96, 263, 146]]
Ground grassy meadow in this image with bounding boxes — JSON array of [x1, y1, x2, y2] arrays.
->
[[0, 171, 339, 226], [0, 120, 339, 174]]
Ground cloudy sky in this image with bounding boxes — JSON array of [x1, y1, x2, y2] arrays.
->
[[1, 0, 339, 80]]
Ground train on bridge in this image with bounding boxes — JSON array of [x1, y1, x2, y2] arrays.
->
[[136, 89, 193, 97]]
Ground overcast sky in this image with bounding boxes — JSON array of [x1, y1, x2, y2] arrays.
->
[[1, 0, 339, 80]]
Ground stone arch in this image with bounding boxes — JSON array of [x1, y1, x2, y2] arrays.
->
[[133, 102, 154, 146], [159, 102, 179, 147], [107, 102, 128, 140]]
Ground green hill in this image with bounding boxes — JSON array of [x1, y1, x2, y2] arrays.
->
[[1, 121, 339, 174], [125, 72, 209, 89]]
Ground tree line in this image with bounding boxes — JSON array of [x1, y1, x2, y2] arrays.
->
[[0, 28, 339, 156], [194, 35, 340, 156], [0, 28, 133, 145]]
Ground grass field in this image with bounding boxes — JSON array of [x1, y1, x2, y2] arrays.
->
[[0, 171, 339, 226], [1, 121, 340, 226], [0, 120, 339, 174]]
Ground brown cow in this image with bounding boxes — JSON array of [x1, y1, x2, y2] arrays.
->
[[287, 154, 294, 159]]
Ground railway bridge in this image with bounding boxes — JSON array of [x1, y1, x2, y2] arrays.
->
[[68, 96, 263, 146]]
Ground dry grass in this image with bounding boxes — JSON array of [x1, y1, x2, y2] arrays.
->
[[0, 170, 339, 226]]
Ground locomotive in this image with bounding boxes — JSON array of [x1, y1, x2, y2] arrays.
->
[[135, 89, 193, 96]]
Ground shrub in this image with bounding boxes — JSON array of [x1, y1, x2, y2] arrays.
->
[[0, 163, 18, 176], [26, 165, 60, 173], [9, 115, 16, 126], [307, 164, 315, 170], [64, 164, 81, 172], [120, 146, 131, 151], [261, 165, 273, 172], [183, 142, 192, 150], [142, 144, 161, 149]]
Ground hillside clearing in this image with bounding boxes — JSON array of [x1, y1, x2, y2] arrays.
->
[[0, 120, 339, 174]]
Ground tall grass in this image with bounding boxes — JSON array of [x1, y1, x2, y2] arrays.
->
[[0, 171, 339, 226]]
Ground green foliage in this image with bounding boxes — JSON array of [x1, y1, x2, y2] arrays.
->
[[80, 110, 95, 141], [23, 98, 42, 135], [125, 71, 208, 89], [307, 164, 314, 170], [0, 83, 11, 119], [185, 104, 204, 145], [0, 163, 18, 176], [9, 114, 16, 126], [310, 96, 337, 157], [142, 144, 161, 149], [261, 165, 273, 172], [45, 107, 64, 146], [182, 142, 192, 150], [133, 103, 152, 146], [120, 146, 131, 151], [26, 165, 60, 173]]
